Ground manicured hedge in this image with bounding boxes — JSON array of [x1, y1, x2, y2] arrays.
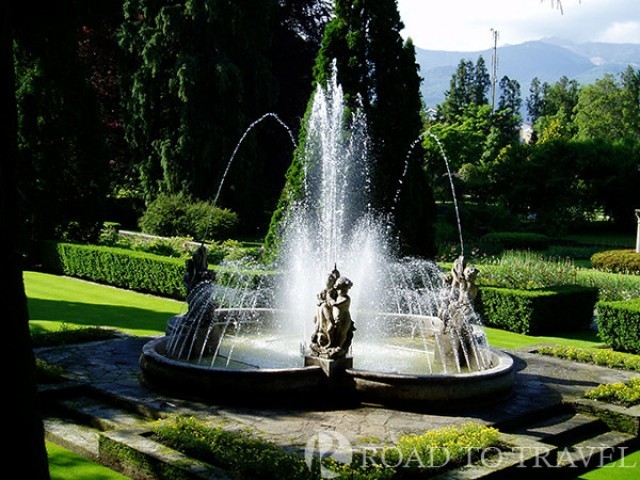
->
[[40, 241, 187, 299], [39, 241, 279, 301], [591, 249, 640, 275], [597, 298, 640, 354], [479, 232, 550, 253], [476, 285, 599, 335]]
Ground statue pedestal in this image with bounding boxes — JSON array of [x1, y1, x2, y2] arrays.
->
[[304, 355, 353, 378]]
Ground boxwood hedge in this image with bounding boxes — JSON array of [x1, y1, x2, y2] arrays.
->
[[597, 298, 640, 354], [476, 285, 599, 335], [591, 249, 640, 275]]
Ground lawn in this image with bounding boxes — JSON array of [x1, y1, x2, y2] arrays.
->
[[25, 271, 183, 336], [47, 442, 130, 480]]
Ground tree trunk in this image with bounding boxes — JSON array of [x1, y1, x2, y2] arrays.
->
[[1, 1, 51, 477]]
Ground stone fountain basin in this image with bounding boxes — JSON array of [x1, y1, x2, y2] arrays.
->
[[345, 348, 514, 406], [141, 309, 515, 408]]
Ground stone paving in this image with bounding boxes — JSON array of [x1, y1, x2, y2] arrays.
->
[[36, 334, 638, 448]]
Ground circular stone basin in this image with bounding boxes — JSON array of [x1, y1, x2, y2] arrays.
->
[[140, 309, 515, 408]]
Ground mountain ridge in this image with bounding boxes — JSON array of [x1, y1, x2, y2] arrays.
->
[[415, 39, 640, 113]]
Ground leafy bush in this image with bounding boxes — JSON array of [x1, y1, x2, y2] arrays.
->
[[139, 193, 238, 241], [536, 345, 640, 371], [584, 377, 640, 407], [476, 285, 598, 335], [383, 422, 501, 472], [479, 232, 549, 254], [479, 250, 577, 289], [154, 416, 310, 480], [597, 298, 640, 354], [591, 249, 640, 275]]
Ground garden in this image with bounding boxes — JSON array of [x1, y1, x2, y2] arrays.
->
[[3, 0, 639, 479]]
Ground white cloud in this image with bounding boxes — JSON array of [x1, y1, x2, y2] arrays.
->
[[397, 0, 640, 51]]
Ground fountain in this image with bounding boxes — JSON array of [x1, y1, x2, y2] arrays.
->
[[140, 70, 514, 408]]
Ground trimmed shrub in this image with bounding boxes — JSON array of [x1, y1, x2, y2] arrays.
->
[[476, 285, 598, 335], [479, 232, 549, 253], [597, 298, 640, 354], [40, 241, 187, 299], [39, 241, 279, 301], [591, 249, 640, 275]]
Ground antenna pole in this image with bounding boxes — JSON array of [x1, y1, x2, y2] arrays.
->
[[490, 29, 499, 112]]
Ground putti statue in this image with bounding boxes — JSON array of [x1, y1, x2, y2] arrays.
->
[[310, 265, 355, 360], [436, 255, 485, 371], [174, 244, 219, 359]]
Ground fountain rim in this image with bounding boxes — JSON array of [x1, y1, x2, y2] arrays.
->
[[159, 308, 512, 379]]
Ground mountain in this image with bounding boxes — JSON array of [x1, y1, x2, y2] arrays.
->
[[415, 39, 640, 113]]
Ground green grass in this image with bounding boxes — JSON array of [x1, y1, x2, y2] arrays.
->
[[484, 326, 603, 350], [576, 449, 640, 479], [25, 271, 183, 336], [47, 442, 130, 480]]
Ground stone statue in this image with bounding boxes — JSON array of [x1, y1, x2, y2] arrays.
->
[[310, 266, 355, 359], [184, 244, 215, 296], [435, 255, 483, 371]]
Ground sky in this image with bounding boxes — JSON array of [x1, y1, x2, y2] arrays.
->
[[396, 0, 640, 52]]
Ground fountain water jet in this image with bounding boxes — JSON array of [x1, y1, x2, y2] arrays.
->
[[140, 69, 514, 408]]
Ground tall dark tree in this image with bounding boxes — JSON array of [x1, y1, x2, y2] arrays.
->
[[472, 56, 491, 105], [439, 56, 490, 123], [14, 1, 110, 242], [120, 0, 280, 233], [2, 1, 50, 477], [526, 77, 544, 124], [271, 0, 436, 256]]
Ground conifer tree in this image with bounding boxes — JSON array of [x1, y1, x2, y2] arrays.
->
[[268, 0, 436, 257]]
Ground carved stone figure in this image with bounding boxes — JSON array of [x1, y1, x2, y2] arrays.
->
[[310, 267, 355, 359], [184, 244, 215, 296], [435, 255, 484, 371]]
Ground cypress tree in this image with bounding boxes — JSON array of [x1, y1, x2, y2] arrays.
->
[[267, 0, 436, 257]]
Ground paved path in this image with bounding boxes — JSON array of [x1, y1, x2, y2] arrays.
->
[[36, 335, 637, 448]]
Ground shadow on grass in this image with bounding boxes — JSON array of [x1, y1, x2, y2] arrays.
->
[[28, 297, 180, 335]]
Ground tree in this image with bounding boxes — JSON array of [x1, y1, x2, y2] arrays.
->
[[574, 74, 626, 140], [438, 56, 490, 123], [270, 0, 436, 257], [120, 0, 280, 233], [526, 77, 544, 124], [2, 0, 50, 477], [14, 1, 110, 242]]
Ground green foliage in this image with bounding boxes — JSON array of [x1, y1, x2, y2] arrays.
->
[[584, 377, 640, 407], [301, 0, 436, 257], [576, 269, 640, 302], [479, 232, 550, 254], [537, 345, 640, 372], [476, 285, 598, 335], [31, 325, 117, 348], [120, 0, 280, 232], [138, 193, 238, 241], [591, 249, 640, 275], [597, 299, 640, 354], [154, 416, 310, 479], [13, 4, 110, 242], [478, 250, 577, 289], [35, 359, 65, 384], [40, 241, 187, 299], [383, 423, 501, 472]]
